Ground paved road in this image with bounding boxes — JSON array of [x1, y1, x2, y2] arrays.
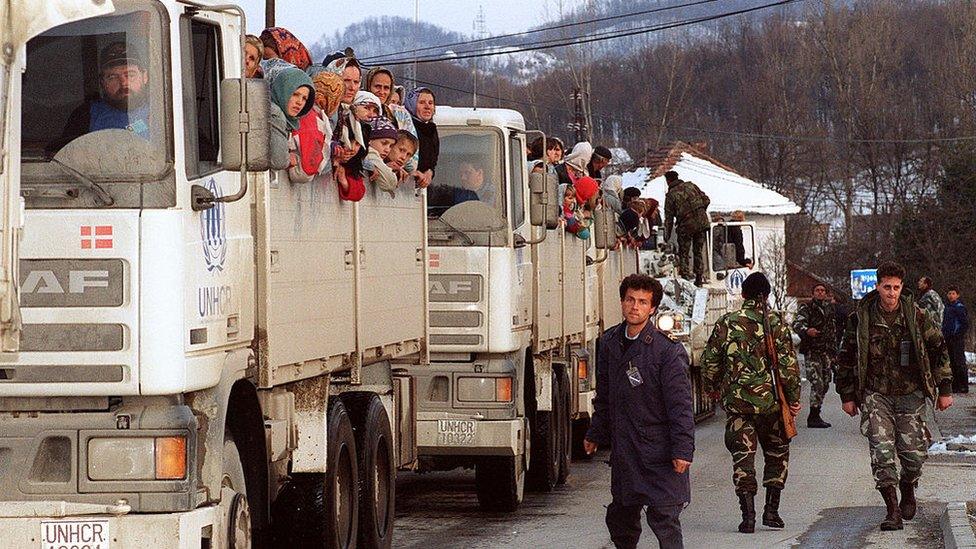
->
[[394, 388, 976, 548]]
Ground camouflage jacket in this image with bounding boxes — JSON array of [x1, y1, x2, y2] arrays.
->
[[836, 290, 951, 404], [664, 179, 710, 240], [917, 289, 945, 332], [701, 299, 802, 415], [792, 299, 837, 355]]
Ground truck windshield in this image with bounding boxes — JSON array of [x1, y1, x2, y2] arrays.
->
[[19, 0, 173, 209], [427, 128, 508, 247]]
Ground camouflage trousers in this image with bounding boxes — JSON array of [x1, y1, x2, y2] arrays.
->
[[804, 351, 833, 409], [676, 231, 707, 280], [725, 412, 791, 495], [859, 390, 930, 489]]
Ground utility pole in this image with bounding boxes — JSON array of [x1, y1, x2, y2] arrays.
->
[[265, 0, 274, 28], [569, 86, 587, 143], [472, 6, 486, 109], [404, 0, 419, 87]]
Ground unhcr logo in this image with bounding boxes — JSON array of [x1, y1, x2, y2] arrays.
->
[[201, 178, 227, 272]]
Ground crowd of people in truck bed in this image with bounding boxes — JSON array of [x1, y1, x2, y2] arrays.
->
[[249, 27, 662, 248]]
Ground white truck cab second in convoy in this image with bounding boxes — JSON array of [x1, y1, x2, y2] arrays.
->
[[2, 1, 431, 547], [399, 106, 637, 510]]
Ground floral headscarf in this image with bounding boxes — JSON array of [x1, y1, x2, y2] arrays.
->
[[260, 27, 311, 70], [311, 72, 343, 116]]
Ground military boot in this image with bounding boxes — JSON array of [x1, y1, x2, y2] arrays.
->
[[737, 493, 755, 533], [879, 486, 904, 530], [807, 406, 831, 428], [762, 487, 785, 529], [899, 480, 917, 520]]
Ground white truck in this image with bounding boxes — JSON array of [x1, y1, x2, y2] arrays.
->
[[0, 0, 640, 546], [641, 219, 763, 419], [4, 1, 430, 547], [398, 106, 638, 510]]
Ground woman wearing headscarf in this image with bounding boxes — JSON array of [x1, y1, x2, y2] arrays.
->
[[311, 72, 364, 200], [557, 141, 593, 186], [264, 62, 317, 183], [260, 27, 312, 70], [365, 67, 418, 174], [405, 87, 438, 188], [601, 174, 624, 215]]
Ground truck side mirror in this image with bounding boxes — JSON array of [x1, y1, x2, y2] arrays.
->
[[220, 78, 278, 171], [529, 172, 560, 229], [593, 207, 612, 250]]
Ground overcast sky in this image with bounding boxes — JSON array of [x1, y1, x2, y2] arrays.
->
[[234, 0, 556, 47]]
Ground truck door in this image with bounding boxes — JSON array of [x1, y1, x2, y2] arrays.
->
[[0, 1, 117, 351]]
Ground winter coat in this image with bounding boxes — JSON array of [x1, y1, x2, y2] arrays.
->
[[412, 117, 439, 175], [943, 299, 969, 339], [917, 289, 945, 332], [836, 289, 952, 404], [585, 321, 695, 506]]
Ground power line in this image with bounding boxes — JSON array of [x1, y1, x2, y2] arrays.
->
[[359, 0, 727, 63], [375, 0, 802, 66]]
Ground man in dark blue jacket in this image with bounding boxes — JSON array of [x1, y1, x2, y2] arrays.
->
[[584, 274, 695, 549], [943, 286, 969, 393]]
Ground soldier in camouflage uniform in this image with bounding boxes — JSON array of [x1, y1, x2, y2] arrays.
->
[[916, 276, 944, 330], [836, 261, 953, 531], [792, 283, 837, 428], [663, 171, 710, 286], [702, 273, 802, 534]]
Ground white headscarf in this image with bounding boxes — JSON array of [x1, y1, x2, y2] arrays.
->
[[563, 141, 593, 174]]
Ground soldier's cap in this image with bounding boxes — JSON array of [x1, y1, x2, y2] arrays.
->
[[742, 272, 771, 300], [100, 42, 143, 72]]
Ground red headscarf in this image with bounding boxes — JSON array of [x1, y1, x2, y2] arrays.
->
[[260, 27, 311, 70], [575, 176, 600, 205]]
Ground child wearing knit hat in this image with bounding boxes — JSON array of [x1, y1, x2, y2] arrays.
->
[[363, 116, 400, 195]]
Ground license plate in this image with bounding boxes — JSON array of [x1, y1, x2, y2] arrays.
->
[[40, 519, 110, 549], [437, 419, 476, 445]]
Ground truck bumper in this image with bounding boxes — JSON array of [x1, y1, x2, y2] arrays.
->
[[577, 389, 596, 419], [0, 503, 218, 549], [416, 418, 524, 457]]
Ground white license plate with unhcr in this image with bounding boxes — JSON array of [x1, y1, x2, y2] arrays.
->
[[437, 419, 476, 445], [41, 519, 110, 549]]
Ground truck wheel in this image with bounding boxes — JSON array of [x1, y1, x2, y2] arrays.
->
[[527, 372, 560, 492], [474, 419, 526, 513], [223, 433, 252, 549], [557, 371, 572, 485], [270, 400, 359, 548], [354, 396, 395, 549]]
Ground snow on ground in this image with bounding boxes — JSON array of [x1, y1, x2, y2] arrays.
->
[[621, 153, 799, 215], [929, 434, 976, 455]]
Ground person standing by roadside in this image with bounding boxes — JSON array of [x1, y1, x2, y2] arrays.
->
[[943, 286, 969, 393], [701, 272, 801, 534], [792, 283, 837, 428], [584, 274, 695, 549], [836, 261, 952, 531], [916, 277, 944, 330]]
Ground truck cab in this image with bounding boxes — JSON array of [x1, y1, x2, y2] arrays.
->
[[400, 106, 636, 511]]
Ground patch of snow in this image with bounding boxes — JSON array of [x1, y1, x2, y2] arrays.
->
[[929, 434, 976, 455], [966, 351, 976, 366], [621, 154, 800, 216]]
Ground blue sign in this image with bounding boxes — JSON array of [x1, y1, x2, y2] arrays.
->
[[201, 178, 227, 273], [851, 269, 877, 299]]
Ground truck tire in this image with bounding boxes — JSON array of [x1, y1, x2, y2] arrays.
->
[[271, 400, 359, 549], [223, 433, 252, 549], [353, 396, 395, 549], [527, 372, 560, 492], [556, 371, 572, 485], [475, 452, 525, 512]]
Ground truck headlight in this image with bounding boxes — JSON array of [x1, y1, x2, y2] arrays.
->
[[657, 314, 675, 332], [457, 376, 513, 402], [87, 436, 187, 480]]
